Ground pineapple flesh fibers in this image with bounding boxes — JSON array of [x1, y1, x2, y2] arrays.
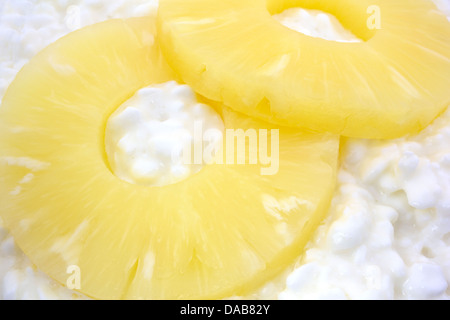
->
[[157, 0, 450, 139], [0, 18, 339, 299]]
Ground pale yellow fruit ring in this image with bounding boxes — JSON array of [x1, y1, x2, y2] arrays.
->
[[0, 17, 339, 299], [157, 0, 450, 139]]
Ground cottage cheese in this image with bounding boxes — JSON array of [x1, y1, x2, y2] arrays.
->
[[0, 0, 449, 300], [273, 8, 361, 42], [105, 81, 224, 186], [278, 108, 450, 300]]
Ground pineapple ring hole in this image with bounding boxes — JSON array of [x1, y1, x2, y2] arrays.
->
[[104, 81, 225, 187], [267, 0, 376, 42]]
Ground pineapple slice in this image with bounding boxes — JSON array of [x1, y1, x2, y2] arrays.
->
[[157, 0, 450, 139], [0, 17, 339, 299]]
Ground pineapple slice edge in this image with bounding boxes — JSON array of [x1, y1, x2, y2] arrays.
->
[[0, 17, 340, 300], [156, 0, 450, 139]]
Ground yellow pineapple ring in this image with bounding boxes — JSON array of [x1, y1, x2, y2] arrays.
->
[[157, 0, 450, 139], [0, 17, 339, 299]]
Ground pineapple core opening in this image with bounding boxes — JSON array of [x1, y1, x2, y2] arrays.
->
[[105, 81, 225, 187], [273, 8, 362, 43]]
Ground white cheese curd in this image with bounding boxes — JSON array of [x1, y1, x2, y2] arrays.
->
[[105, 81, 224, 186], [273, 8, 361, 42], [279, 108, 450, 300], [0, 0, 449, 300], [433, 0, 450, 20]]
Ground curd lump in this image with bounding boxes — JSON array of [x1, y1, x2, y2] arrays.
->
[[105, 81, 224, 187]]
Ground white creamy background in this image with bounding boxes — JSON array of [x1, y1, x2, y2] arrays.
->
[[0, 0, 449, 300]]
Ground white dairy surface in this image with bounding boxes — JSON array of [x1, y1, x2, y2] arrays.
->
[[273, 8, 361, 42], [105, 81, 224, 186], [1, 0, 449, 300]]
